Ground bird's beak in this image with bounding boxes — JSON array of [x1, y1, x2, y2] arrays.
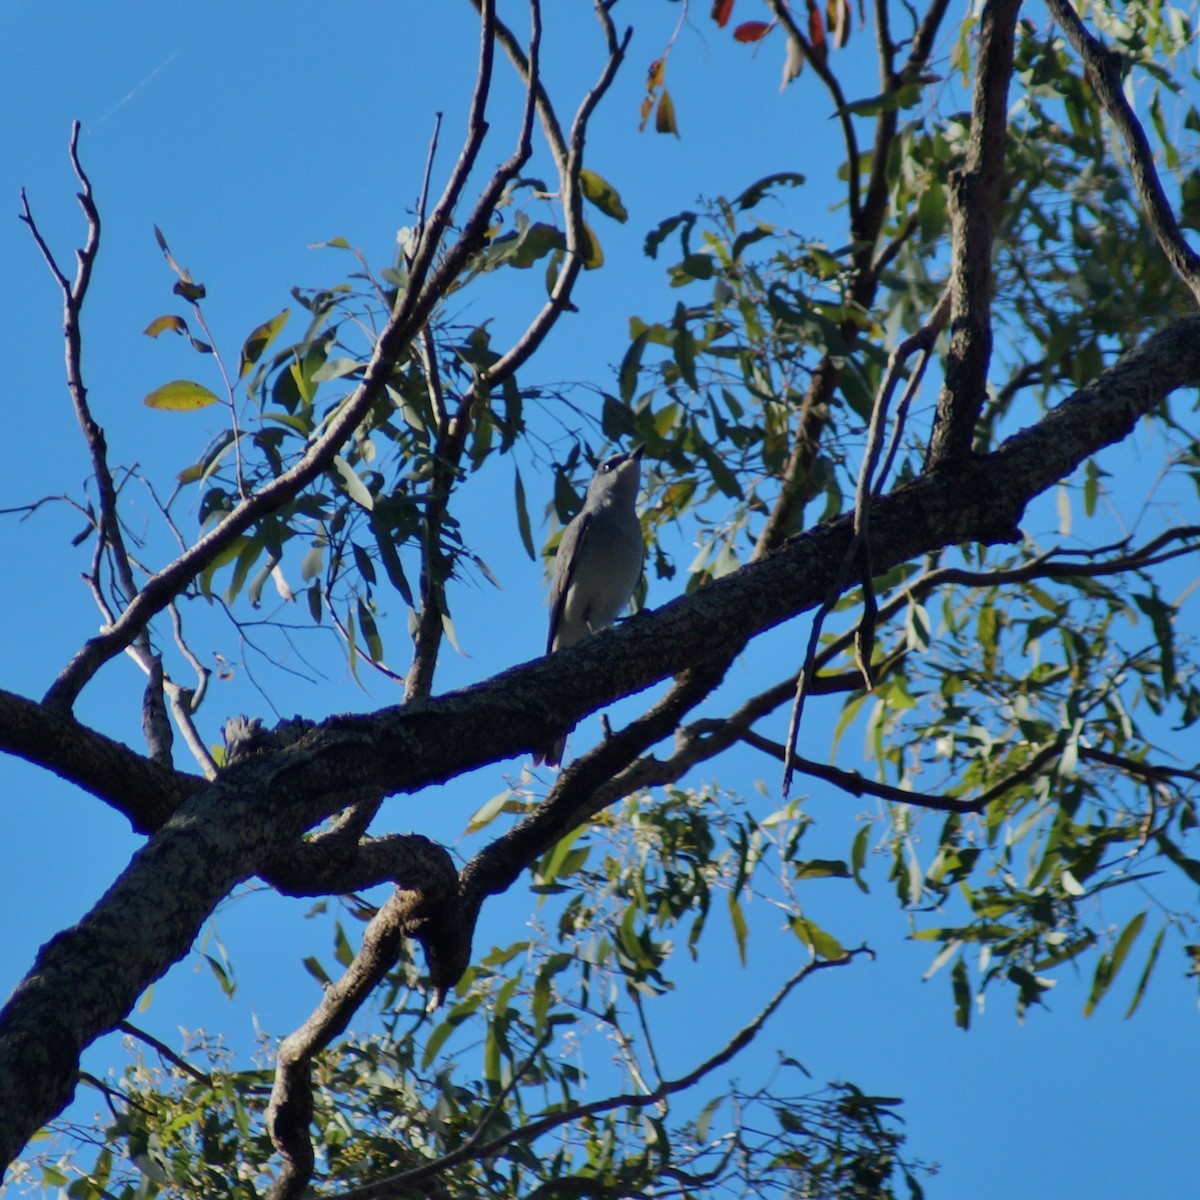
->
[[631, 444, 645, 461]]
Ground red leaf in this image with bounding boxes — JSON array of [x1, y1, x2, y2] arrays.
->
[[733, 20, 772, 42], [712, 0, 735, 28]]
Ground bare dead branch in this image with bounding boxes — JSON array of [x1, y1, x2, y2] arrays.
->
[[21, 125, 178, 760], [475, 5, 632, 388]]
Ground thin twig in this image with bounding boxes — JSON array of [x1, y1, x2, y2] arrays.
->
[[749, 730, 1066, 815], [117, 1021, 212, 1086]]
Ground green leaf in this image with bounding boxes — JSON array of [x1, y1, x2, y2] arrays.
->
[[850, 824, 870, 894], [372, 514, 414, 607], [790, 915, 844, 960], [333, 921, 355, 969], [951, 955, 971, 1030], [538, 826, 589, 887], [421, 994, 482, 1068], [237, 308, 290, 380], [514, 466, 536, 561], [332, 455, 375, 511], [695, 1095, 723, 1142], [619, 329, 649, 404], [727, 893, 749, 966], [579, 168, 629, 222], [734, 172, 806, 210], [1084, 910, 1146, 1017], [204, 952, 236, 998], [464, 790, 530, 835], [1124, 926, 1164, 1019], [792, 858, 851, 880], [1133, 591, 1178, 694], [580, 221, 604, 269], [357, 598, 383, 661], [144, 379, 221, 411]]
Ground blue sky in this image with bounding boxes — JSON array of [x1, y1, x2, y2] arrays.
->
[[3, 3, 1199, 1196]]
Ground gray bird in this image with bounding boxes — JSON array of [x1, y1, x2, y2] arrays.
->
[[536, 446, 645, 767]]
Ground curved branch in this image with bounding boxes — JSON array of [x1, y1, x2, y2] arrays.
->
[[1044, 0, 1200, 304], [266, 877, 457, 1200]]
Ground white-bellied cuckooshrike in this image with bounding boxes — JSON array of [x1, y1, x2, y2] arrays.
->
[[536, 446, 645, 767]]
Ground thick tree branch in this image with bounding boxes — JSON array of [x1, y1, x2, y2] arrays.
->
[[0, 687, 198, 832], [3, 312, 1200, 1167], [923, 0, 1020, 469], [266, 876, 458, 1200]]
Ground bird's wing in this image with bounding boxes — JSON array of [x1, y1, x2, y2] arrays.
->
[[546, 510, 592, 654]]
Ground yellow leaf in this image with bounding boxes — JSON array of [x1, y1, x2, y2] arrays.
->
[[578, 169, 629, 223], [143, 315, 188, 338], [144, 379, 221, 412], [238, 308, 290, 379], [580, 223, 604, 269]]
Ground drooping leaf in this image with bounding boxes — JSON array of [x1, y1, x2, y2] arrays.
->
[[356, 598, 384, 661], [827, 0, 851, 48], [655, 89, 680, 138], [727, 893, 749, 966], [806, 0, 827, 62], [781, 34, 805, 88], [332, 455, 375, 511], [513, 466, 536, 561], [580, 222, 604, 269]]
